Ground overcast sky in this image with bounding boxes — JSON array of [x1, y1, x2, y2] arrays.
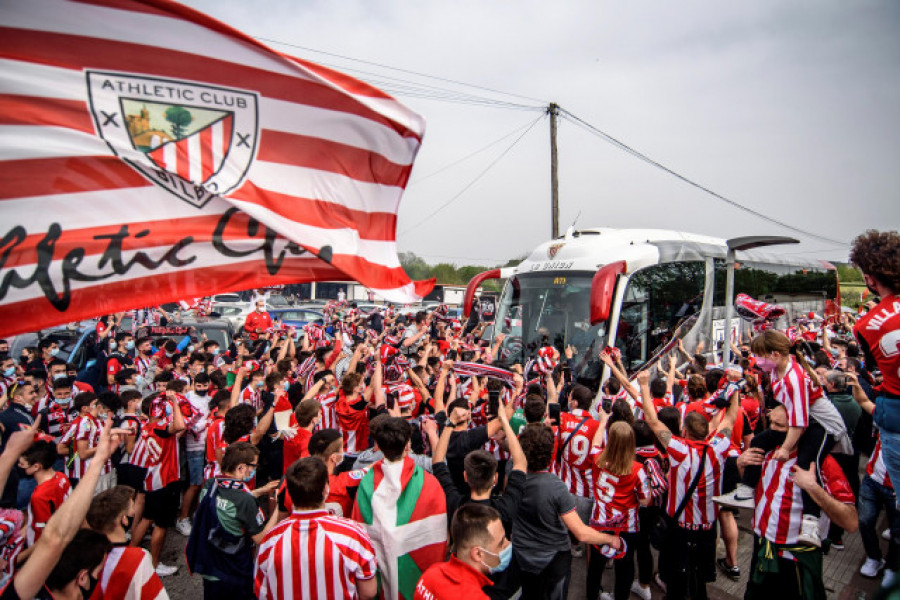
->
[[185, 0, 900, 267]]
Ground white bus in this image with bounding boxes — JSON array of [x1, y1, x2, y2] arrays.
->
[[464, 228, 840, 390]]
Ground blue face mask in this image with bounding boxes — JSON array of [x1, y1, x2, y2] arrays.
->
[[480, 542, 512, 574], [3, 367, 15, 378], [243, 467, 256, 482], [126, 340, 135, 350]]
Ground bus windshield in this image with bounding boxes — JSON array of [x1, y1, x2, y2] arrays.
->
[[493, 271, 606, 385]]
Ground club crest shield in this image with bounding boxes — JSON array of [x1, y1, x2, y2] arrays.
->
[[548, 243, 564, 259], [86, 71, 259, 208]]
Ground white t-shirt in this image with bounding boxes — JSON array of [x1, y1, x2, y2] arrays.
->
[[184, 391, 211, 452]]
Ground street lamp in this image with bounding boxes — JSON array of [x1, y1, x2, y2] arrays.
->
[[722, 236, 799, 368]]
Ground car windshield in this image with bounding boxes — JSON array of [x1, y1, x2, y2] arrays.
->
[[493, 271, 606, 385]]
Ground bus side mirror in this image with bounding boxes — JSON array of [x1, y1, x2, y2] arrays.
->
[[590, 261, 627, 326], [463, 269, 502, 318]]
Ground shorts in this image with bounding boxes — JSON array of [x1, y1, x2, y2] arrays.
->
[[186, 450, 205, 486], [719, 456, 740, 514], [93, 471, 117, 495], [116, 463, 147, 493], [143, 483, 181, 528]]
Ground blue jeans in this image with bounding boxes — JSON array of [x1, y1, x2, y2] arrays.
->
[[858, 475, 900, 569], [876, 424, 900, 510], [186, 450, 206, 486]]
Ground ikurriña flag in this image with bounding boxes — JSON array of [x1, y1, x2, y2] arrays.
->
[[352, 456, 447, 600], [0, 0, 433, 337]]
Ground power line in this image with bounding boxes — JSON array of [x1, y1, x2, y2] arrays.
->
[[400, 114, 545, 234], [256, 35, 548, 106], [408, 117, 547, 186], [559, 109, 849, 248]]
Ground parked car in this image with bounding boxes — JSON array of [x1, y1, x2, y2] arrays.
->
[[268, 308, 325, 329], [10, 322, 104, 387], [211, 293, 243, 304], [208, 302, 252, 330], [135, 318, 236, 351]]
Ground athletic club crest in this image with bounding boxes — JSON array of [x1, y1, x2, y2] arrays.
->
[[548, 243, 564, 259], [86, 71, 259, 208]]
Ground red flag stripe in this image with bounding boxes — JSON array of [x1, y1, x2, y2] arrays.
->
[[0, 27, 422, 141], [257, 129, 412, 188], [229, 185, 398, 239], [0, 258, 347, 337], [199, 117, 214, 181], [2, 201, 399, 271], [0, 156, 151, 201], [1, 116, 411, 191], [0, 157, 401, 239], [0, 95, 94, 133]]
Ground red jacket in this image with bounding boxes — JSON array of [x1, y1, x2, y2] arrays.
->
[[243, 310, 273, 340]]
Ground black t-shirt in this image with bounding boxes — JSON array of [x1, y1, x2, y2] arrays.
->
[[435, 412, 490, 492], [0, 404, 35, 508]]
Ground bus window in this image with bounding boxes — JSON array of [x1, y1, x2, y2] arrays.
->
[[712, 259, 838, 305], [617, 262, 705, 372], [493, 271, 606, 383]]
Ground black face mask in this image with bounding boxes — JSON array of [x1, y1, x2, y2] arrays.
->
[[194, 388, 209, 397], [81, 572, 100, 600]]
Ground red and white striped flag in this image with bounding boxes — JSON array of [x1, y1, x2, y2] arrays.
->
[[0, 0, 433, 337]]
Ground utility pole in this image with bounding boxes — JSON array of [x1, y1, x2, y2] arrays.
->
[[549, 102, 560, 239]]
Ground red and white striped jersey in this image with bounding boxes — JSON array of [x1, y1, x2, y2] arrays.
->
[[144, 427, 180, 492], [255, 509, 377, 600], [754, 452, 854, 545], [336, 391, 369, 455], [665, 434, 732, 528], [59, 413, 111, 480], [96, 546, 168, 600], [384, 382, 416, 413], [590, 461, 650, 533], [771, 357, 813, 428], [554, 409, 601, 497], [129, 419, 160, 470], [867, 434, 892, 488], [26, 472, 70, 546], [316, 391, 338, 431], [240, 385, 263, 412]]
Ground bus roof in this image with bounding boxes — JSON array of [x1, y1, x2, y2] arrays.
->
[[515, 228, 834, 275]]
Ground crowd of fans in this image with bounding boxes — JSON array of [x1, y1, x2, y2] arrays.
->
[[0, 229, 896, 600]]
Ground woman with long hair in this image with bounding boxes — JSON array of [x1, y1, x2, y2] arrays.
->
[[586, 421, 652, 600]]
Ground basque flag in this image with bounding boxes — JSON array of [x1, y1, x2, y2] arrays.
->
[[0, 0, 433, 337]]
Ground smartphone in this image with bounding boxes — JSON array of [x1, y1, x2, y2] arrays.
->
[[488, 389, 500, 418]]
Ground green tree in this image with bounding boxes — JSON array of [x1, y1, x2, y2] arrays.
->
[[164, 105, 193, 139], [835, 262, 863, 283]]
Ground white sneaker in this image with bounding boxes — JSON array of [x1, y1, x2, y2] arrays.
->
[[600, 593, 614, 600], [630, 580, 651, 600], [713, 483, 755, 509], [155, 563, 178, 577], [883, 568, 897, 588], [796, 514, 821, 548], [884, 528, 892, 541], [175, 518, 192, 536], [861, 557, 886, 578]]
